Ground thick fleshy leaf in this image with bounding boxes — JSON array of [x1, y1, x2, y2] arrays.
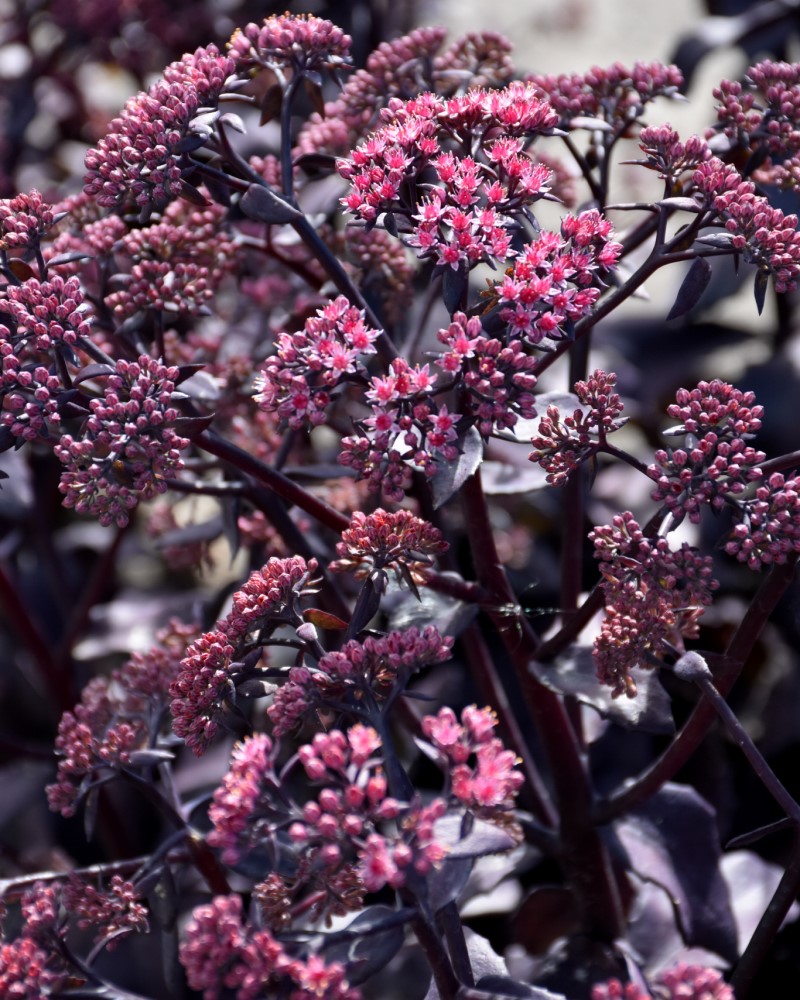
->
[[754, 269, 769, 315], [442, 265, 469, 314], [667, 257, 712, 320], [530, 645, 674, 734], [481, 460, 551, 494], [72, 363, 115, 385], [260, 83, 283, 125], [434, 813, 519, 860], [613, 783, 738, 961], [304, 608, 348, 630], [240, 183, 302, 224], [388, 580, 478, 638], [322, 905, 407, 985], [473, 977, 567, 999], [430, 426, 483, 509], [425, 854, 474, 913]]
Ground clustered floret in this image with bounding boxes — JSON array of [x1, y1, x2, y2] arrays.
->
[[253, 296, 380, 429], [649, 380, 765, 524], [54, 355, 189, 527], [329, 507, 449, 584], [590, 512, 718, 697], [84, 44, 235, 208], [227, 13, 352, 75], [529, 369, 626, 485], [169, 556, 317, 754], [0, 189, 56, 255]]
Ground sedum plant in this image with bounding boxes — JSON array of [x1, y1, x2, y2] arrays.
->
[[3, 7, 800, 999]]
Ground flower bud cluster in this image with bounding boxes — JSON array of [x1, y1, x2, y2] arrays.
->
[[227, 13, 352, 75], [0, 189, 56, 255], [711, 60, 800, 190], [590, 512, 718, 697], [267, 626, 453, 737], [46, 620, 197, 816], [691, 158, 800, 293], [170, 556, 317, 754], [84, 44, 235, 208], [62, 874, 148, 946], [636, 124, 711, 184], [0, 274, 92, 352], [527, 60, 684, 129], [179, 893, 359, 1000], [529, 369, 626, 485], [649, 380, 765, 524], [54, 355, 189, 527], [253, 296, 380, 429], [329, 507, 449, 584]]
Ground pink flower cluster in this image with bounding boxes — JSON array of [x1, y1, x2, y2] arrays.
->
[[179, 894, 359, 1000], [253, 296, 380, 429], [170, 556, 317, 754], [530, 369, 626, 485], [590, 512, 718, 697], [208, 733, 275, 864], [423, 705, 524, 810], [227, 13, 352, 74], [592, 963, 733, 999], [527, 60, 683, 128], [54, 355, 189, 527], [691, 157, 800, 293], [649, 380, 765, 524], [329, 508, 448, 584], [267, 626, 453, 737], [105, 198, 236, 316], [495, 212, 622, 344], [0, 891, 65, 1000], [84, 44, 235, 208], [0, 189, 56, 255], [47, 620, 197, 816], [339, 84, 559, 271], [291, 726, 449, 892]]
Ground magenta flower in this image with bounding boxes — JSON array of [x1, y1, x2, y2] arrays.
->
[[0, 189, 56, 255], [208, 734, 274, 864], [228, 13, 352, 75]]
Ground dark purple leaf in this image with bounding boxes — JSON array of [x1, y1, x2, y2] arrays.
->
[[260, 83, 283, 125], [435, 813, 519, 860], [219, 111, 246, 133], [293, 152, 339, 175], [240, 183, 302, 224], [480, 460, 551, 495], [566, 116, 613, 132], [173, 133, 208, 154], [127, 749, 175, 766], [389, 580, 478, 638], [474, 976, 567, 999], [303, 75, 326, 117], [72, 363, 115, 385], [658, 196, 702, 212], [47, 251, 93, 266], [323, 905, 406, 985], [179, 180, 210, 206], [614, 782, 738, 961], [695, 232, 735, 249], [442, 265, 469, 314], [754, 269, 769, 315], [430, 425, 483, 509], [172, 413, 215, 437], [666, 257, 712, 320], [425, 854, 474, 912], [174, 363, 207, 385], [530, 645, 674, 734], [153, 517, 223, 550]]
